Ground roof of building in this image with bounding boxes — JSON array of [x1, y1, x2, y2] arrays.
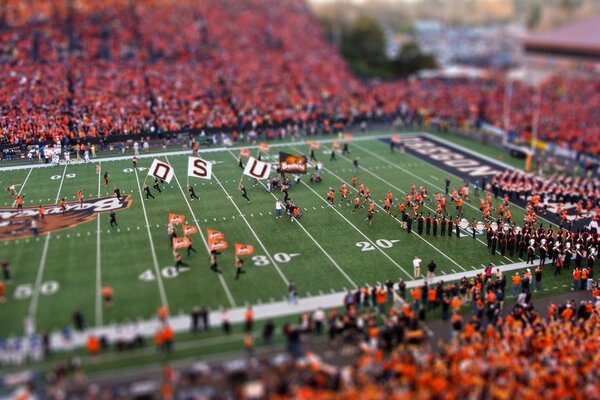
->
[[523, 18, 600, 55]]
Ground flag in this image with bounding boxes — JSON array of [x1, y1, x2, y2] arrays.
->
[[207, 229, 224, 240], [208, 238, 228, 251], [332, 140, 340, 149], [235, 243, 255, 256], [168, 213, 185, 225], [187, 157, 212, 180], [391, 134, 401, 144], [342, 133, 352, 142], [183, 225, 198, 236], [259, 142, 271, 153], [243, 157, 270, 180], [309, 140, 321, 150], [172, 237, 191, 250], [279, 152, 308, 174], [240, 148, 251, 158], [148, 159, 175, 183]]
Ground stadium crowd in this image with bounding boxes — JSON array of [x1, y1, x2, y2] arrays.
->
[[1, 0, 600, 157]]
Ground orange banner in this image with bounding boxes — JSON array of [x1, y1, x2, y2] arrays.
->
[[235, 243, 255, 256], [332, 140, 340, 149], [168, 213, 185, 225], [208, 239, 228, 251], [207, 229, 224, 240], [259, 142, 271, 152], [309, 140, 321, 150], [240, 148, 251, 157], [183, 225, 198, 236], [342, 133, 352, 142], [173, 237, 191, 249], [391, 134, 401, 144]]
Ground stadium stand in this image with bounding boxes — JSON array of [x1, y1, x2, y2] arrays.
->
[[1, 0, 599, 155]]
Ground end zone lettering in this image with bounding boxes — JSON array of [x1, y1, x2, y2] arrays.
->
[[0, 195, 132, 240], [401, 137, 501, 177]]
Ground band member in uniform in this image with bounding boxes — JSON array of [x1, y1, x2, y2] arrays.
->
[[153, 177, 162, 193], [432, 216, 438, 236], [238, 156, 244, 169], [327, 187, 335, 206], [143, 183, 155, 199], [342, 142, 350, 155], [103, 171, 109, 187], [109, 210, 118, 227], [367, 209, 374, 226], [77, 190, 84, 206], [309, 148, 317, 162], [425, 213, 432, 235], [189, 184, 199, 200], [330, 147, 337, 161], [440, 216, 446, 237], [417, 214, 424, 235], [455, 216, 460, 238], [406, 215, 412, 234], [240, 184, 250, 202], [490, 233, 498, 255], [187, 237, 197, 256], [448, 218, 453, 238], [471, 219, 477, 239], [235, 257, 246, 280], [352, 195, 361, 213]]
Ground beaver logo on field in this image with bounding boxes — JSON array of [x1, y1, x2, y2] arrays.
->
[[0, 195, 132, 240]]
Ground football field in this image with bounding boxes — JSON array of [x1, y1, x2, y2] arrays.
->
[[0, 133, 569, 339]]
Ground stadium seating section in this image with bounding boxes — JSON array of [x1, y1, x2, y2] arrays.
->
[[1, 0, 599, 156]]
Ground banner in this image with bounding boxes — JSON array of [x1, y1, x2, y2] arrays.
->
[[279, 152, 308, 174], [235, 244, 255, 256], [342, 133, 352, 141], [208, 238, 228, 251], [243, 157, 271, 180], [207, 229, 224, 240], [187, 157, 212, 180], [332, 140, 340, 149], [168, 213, 185, 225], [148, 159, 175, 183], [309, 140, 321, 150], [183, 225, 198, 236], [173, 237, 191, 250], [391, 134, 402, 144], [240, 148, 251, 158], [259, 142, 271, 153]]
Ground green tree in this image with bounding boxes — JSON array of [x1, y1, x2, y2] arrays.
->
[[527, 2, 542, 29], [340, 16, 386, 63]]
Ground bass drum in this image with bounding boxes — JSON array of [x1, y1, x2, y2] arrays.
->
[[459, 218, 469, 229], [503, 223, 510, 232], [476, 221, 485, 232], [490, 222, 498, 232]]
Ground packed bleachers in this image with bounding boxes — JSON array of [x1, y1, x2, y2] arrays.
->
[[1, 0, 599, 156]]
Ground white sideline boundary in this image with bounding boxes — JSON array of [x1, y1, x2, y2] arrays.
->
[[0, 135, 393, 172], [43, 259, 534, 351]]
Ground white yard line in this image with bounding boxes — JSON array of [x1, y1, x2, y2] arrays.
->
[[95, 161, 103, 326], [29, 164, 67, 318], [212, 173, 290, 286], [226, 150, 358, 289], [305, 146, 468, 273], [297, 175, 413, 280], [133, 168, 169, 308], [11, 167, 33, 206], [164, 156, 236, 308]]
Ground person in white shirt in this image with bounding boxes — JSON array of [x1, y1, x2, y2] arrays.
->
[[275, 200, 282, 218], [413, 256, 422, 279]]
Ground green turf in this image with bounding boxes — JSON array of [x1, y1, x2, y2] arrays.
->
[[0, 135, 570, 339]]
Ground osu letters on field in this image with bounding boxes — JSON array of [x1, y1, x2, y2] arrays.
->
[[243, 157, 271, 180], [148, 159, 175, 183], [187, 156, 212, 180]]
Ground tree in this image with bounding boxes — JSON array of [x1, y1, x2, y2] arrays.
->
[[340, 16, 386, 63], [527, 2, 542, 29]]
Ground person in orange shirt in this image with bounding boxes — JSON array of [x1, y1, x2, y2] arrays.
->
[[456, 197, 463, 216], [86, 335, 100, 358], [384, 197, 391, 215], [427, 288, 437, 311], [244, 306, 254, 332], [157, 306, 169, 322], [38, 205, 45, 223], [162, 324, 174, 352], [101, 285, 113, 307], [352, 195, 361, 213], [15, 195, 24, 212], [59, 198, 67, 215], [327, 188, 335, 206], [572, 268, 581, 291], [411, 287, 421, 313], [511, 273, 521, 297], [77, 190, 84, 206]]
